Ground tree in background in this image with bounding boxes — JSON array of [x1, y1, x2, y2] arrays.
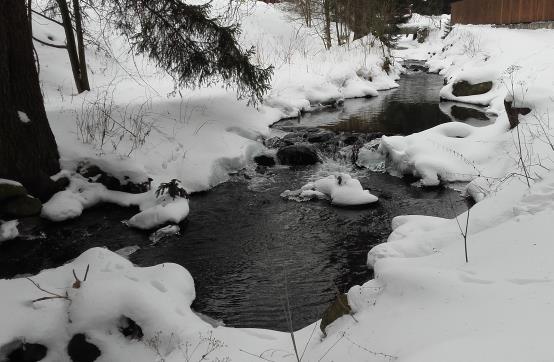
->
[[106, 0, 273, 104], [57, 0, 90, 93], [34, 0, 273, 103]]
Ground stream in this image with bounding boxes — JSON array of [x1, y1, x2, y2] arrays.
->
[[0, 65, 491, 331]]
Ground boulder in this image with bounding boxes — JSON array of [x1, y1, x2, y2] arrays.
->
[[119, 317, 144, 340], [452, 80, 493, 97], [504, 100, 531, 129], [277, 144, 320, 166], [67, 334, 101, 362], [264, 136, 289, 149], [77, 163, 151, 194], [417, 27, 430, 43], [307, 129, 335, 143], [320, 294, 352, 334], [0, 195, 42, 218], [282, 132, 307, 144], [1, 340, 47, 362], [451, 105, 489, 121], [341, 134, 360, 146], [253, 155, 276, 167], [0, 182, 26, 202]]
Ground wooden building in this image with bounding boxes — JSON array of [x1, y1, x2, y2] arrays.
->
[[451, 0, 554, 25]]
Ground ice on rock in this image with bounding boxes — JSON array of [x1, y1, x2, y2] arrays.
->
[[282, 173, 378, 206]]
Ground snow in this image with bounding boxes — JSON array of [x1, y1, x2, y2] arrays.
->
[[0, 178, 23, 187], [32, 0, 399, 198], [0, 247, 204, 361], [0, 220, 19, 242], [12, 8, 554, 362], [282, 173, 378, 206], [17, 111, 31, 123], [42, 175, 188, 230], [127, 197, 189, 230], [379, 23, 554, 189], [299, 19, 554, 362]]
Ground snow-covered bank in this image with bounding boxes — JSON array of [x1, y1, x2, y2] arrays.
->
[[382, 24, 554, 189], [34, 0, 399, 200], [305, 20, 554, 362], [0, 247, 320, 362], [8, 7, 554, 362]]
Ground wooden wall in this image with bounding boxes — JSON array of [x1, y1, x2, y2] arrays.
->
[[452, 0, 554, 25]]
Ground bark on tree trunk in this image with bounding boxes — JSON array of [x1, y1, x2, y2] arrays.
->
[[323, 0, 332, 49], [0, 0, 62, 200], [57, 0, 88, 93], [73, 0, 90, 91]]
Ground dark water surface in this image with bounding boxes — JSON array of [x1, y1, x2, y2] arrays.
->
[[0, 68, 476, 331], [276, 68, 493, 134]]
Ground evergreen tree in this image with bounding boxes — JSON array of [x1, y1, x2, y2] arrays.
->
[[106, 0, 273, 104]]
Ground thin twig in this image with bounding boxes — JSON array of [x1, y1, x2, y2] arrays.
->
[[300, 322, 318, 361], [239, 349, 276, 362], [318, 332, 345, 362], [26, 278, 69, 302], [32, 36, 67, 49]]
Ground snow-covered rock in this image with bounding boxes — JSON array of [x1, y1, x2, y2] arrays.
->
[[282, 173, 378, 206], [42, 175, 189, 230], [127, 197, 189, 230]]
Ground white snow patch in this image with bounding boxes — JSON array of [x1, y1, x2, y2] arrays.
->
[[127, 197, 189, 230], [0, 220, 19, 242], [0, 178, 23, 187], [282, 173, 378, 206], [17, 111, 31, 123], [41, 175, 188, 230]]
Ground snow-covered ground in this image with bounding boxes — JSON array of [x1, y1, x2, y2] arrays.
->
[[4, 9, 554, 362], [387, 23, 554, 191], [34, 0, 398, 197], [315, 19, 554, 362]]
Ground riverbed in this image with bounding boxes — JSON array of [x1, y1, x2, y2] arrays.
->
[[0, 67, 487, 331]]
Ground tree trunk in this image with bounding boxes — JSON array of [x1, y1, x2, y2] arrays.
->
[[57, 0, 87, 93], [73, 0, 90, 91], [323, 0, 332, 49], [0, 0, 62, 200]]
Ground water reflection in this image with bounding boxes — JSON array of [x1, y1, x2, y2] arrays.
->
[[275, 71, 494, 135]]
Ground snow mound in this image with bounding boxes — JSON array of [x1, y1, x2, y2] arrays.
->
[[282, 173, 378, 206], [378, 121, 508, 186], [127, 197, 189, 230], [0, 247, 210, 361]]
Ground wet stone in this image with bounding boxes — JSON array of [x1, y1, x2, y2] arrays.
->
[[1, 341, 47, 362], [67, 334, 101, 362]]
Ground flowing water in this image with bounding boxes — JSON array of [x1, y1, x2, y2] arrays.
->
[[0, 67, 489, 331]]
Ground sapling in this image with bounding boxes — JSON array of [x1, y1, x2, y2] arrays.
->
[[449, 196, 470, 263], [156, 179, 189, 199]]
